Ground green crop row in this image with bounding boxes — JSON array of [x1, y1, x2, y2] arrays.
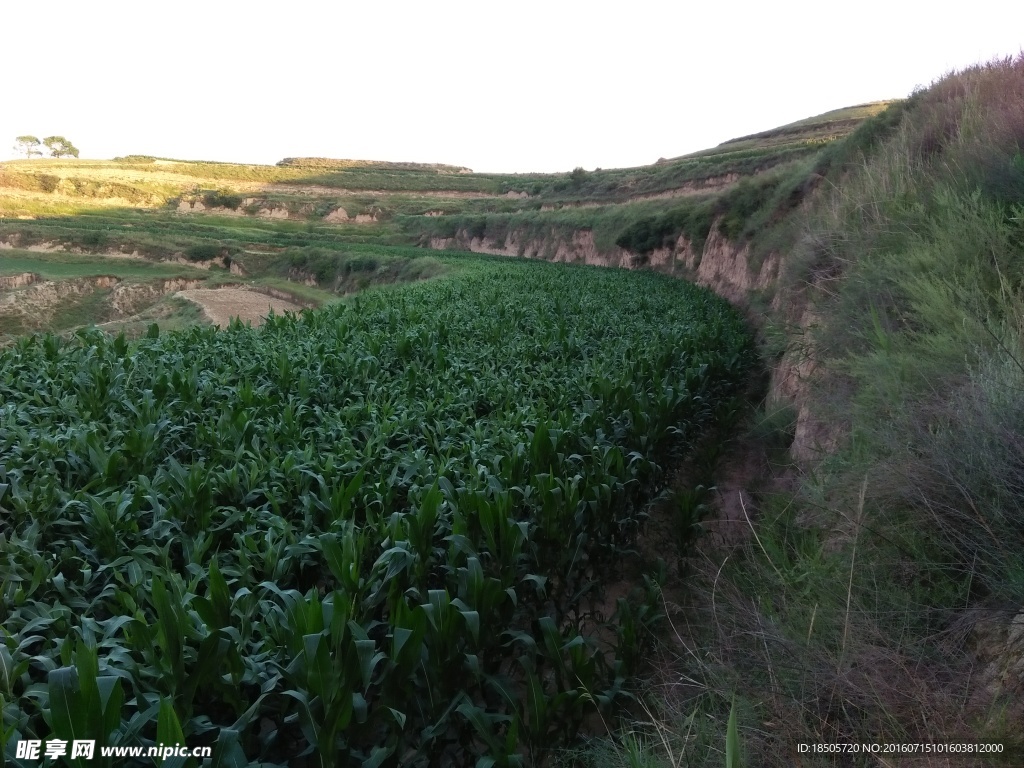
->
[[0, 260, 753, 766]]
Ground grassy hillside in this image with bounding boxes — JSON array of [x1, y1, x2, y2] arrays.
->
[[0, 100, 885, 218], [572, 56, 1024, 767]]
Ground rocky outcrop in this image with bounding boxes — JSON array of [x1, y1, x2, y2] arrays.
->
[[163, 255, 229, 270], [429, 228, 627, 268], [689, 230, 777, 302], [257, 206, 290, 220], [683, 233, 832, 464], [0, 272, 40, 290], [109, 278, 204, 316], [177, 199, 242, 215], [0, 238, 64, 253], [0, 276, 121, 329], [287, 268, 319, 287], [970, 610, 1024, 726]]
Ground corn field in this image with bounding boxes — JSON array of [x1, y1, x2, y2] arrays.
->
[[0, 261, 753, 766]]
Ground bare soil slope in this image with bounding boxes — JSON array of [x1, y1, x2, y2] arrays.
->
[[177, 287, 304, 327]]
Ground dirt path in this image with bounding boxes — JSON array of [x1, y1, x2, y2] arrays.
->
[[177, 287, 304, 327]]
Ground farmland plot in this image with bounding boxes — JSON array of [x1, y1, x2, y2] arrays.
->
[[0, 260, 753, 766]]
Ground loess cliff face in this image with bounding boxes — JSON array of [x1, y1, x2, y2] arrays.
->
[[429, 229, 625, 268]]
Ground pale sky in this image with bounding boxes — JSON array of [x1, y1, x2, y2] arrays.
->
[[4, 1, 1023, 173]]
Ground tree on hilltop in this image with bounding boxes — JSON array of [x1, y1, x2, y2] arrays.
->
[[14, 136, 43, 159], [42, 136, 79, 158]]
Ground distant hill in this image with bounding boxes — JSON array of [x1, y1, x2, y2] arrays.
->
[[275, 157, 474, 174]]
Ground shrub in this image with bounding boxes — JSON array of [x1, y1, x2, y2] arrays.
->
[[184, 243, 224, 261], [80, 230, 108, 249], [902, 340, 1024, 599], [813, 98, 913, 179], [202, 191, 243, 209], [462, 217, 488, 240], [37, 174, 60, 193], [714, 174, 782, 240], [344, 256, 378, 273], [615, 202, 716, 254]]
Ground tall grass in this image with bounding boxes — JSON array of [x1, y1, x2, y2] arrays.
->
[[752, 53, 1024, 757], [573, 55, 1024, 768], [797, 57, 1024, 578]]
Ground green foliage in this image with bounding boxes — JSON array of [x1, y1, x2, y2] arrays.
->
[[0, 208, 401, 260], [0, 261, 753, 764], [80, 229, 108, 248], [183, 243, 225, 262], [721, 102, 892, 148], [127, 159, 503, 194], [714, 174, 786, 240], [202, 191, 243, 210], [894, 335, 1024, 600], [615, 202, 716, 254], [0, 313, 26, 335], [45, 645, 126, 768], [408, 196, 728, 261], [710, 53, 1024, 760], [567, 59, 1024, 768], [274, 246, 444, 293], [513, 123, 867, 204], [37, 174, 60, 193], [725, 697, 741, 768], [811, 98, 913, 180], [13, 136, 42, 159], [611, 171, 790, 255], [746, 402, 796, 459], [671, 484, 714, 562], [42, 135, 80, 159]]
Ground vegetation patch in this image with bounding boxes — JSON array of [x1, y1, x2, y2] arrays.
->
[[0, 250, 207, 280], [201, 190, 244, 210], [0, 261, 752, 765], [49, 287, 115, 329]]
